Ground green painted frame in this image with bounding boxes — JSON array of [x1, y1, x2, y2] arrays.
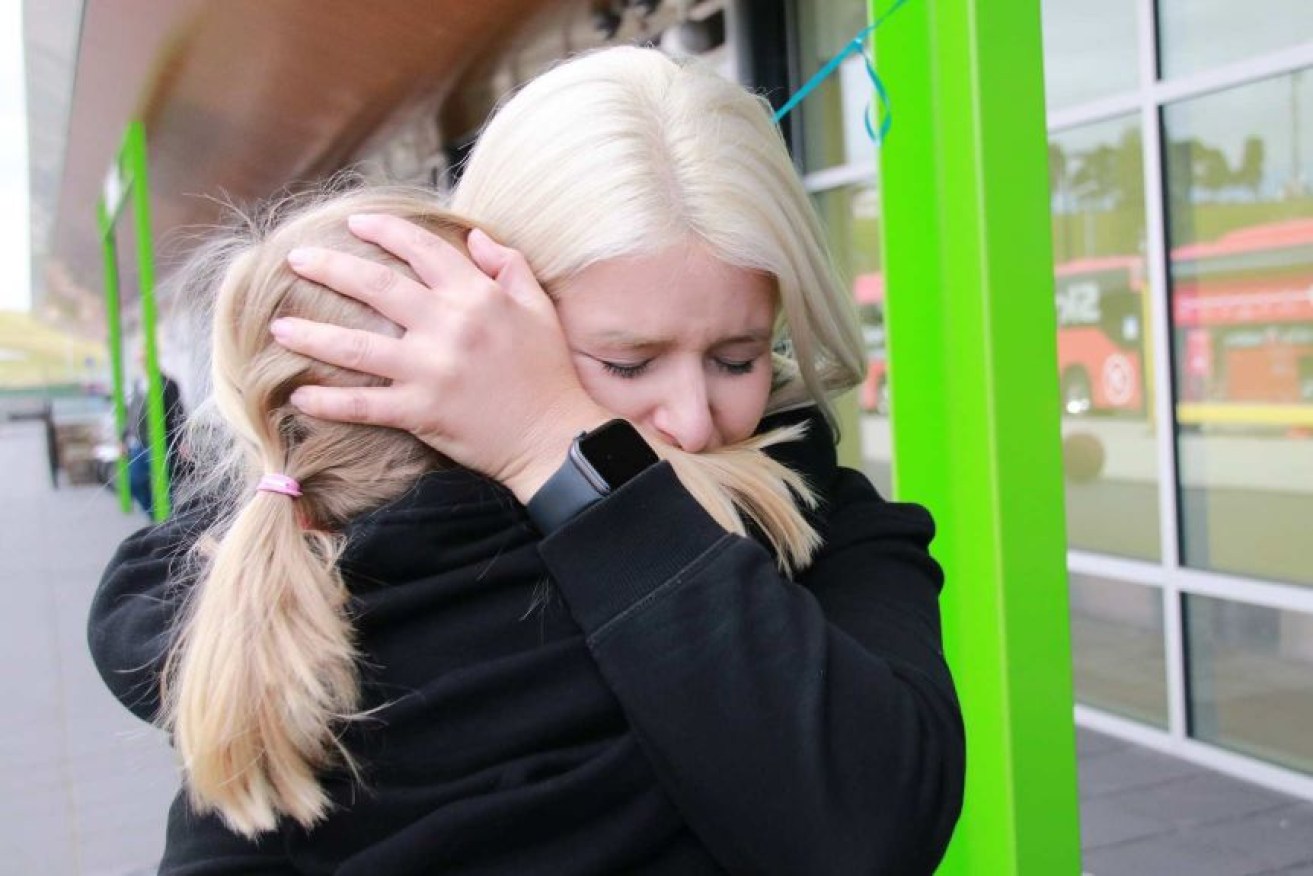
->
[[98, 121, 169, 521], [864, 0, 1083, 871]]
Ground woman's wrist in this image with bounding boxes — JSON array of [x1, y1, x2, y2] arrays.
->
[[502, 402, 612, 505]]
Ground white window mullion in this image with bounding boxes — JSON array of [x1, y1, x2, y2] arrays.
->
[[1152, 39, 1313, 107], [1174, 567, 1313, 616], [1068, 550, 1165, 588], [802, 161, 876, 194], [1136, 0, 1191, 745], [1048, 92, 1142, 133]]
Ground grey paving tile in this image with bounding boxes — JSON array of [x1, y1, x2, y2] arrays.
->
[[1261, 865, 1313, 876], [79, 822, 164, 876], [1191, 804, 1313, 873], [0, 786, 78, 874], [1083, 831, 1268, 876], [1109, 772, 1292, 828], [1078, 727, 1128, 762], [1078, 744, 1200, 799], [1081, 792, 1176, 850]]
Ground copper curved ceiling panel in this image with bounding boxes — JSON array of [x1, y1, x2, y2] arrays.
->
[[49, 0, 604, 318]]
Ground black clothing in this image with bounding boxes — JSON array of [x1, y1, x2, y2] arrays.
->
[[125, 373, 191, 492], [88, 408, 964, 875]]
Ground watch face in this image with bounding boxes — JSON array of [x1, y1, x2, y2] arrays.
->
[[577, 419, 659, 490]]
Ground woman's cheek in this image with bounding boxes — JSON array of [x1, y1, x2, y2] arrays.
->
[[574, 365, 648, 421], [719, 368, 774, 443]]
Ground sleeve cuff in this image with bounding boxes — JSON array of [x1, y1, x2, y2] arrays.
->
[[537, 461, 731, 636]]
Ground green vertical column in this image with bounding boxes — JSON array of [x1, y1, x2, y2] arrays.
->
[[99, 200, 131, 513], [125, 121, 170, 521], [872, 0, 1081, 873]]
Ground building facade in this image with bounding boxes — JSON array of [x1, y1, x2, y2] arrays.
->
[[792, 0, 1313, 797]]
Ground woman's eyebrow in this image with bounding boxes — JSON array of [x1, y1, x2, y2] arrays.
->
[[714, 330, 773, 346], [588, 330, 669, 350]]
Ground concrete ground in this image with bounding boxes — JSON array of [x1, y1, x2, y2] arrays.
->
[[2, 418, 175, 876], [3, 416, 1311, 875]]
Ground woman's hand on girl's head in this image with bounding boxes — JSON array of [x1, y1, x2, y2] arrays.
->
[[272, 214, 609, 503]]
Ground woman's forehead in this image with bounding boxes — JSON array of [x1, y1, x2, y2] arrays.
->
[[555, 250, 776, 350]]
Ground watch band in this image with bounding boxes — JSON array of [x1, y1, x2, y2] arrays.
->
[[525, 437, 609, 534]]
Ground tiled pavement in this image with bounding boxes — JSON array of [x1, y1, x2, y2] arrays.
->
[[3, 418, 1311, 875], [1078, 730, 1313, 875], [2, 419, 175, 876]]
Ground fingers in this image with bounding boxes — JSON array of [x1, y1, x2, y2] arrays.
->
[[270, 317, 407, 381], [287, 385, 406, 430], [345, 214, 485, 291], [287, 247, 432, 328], [466, 228, 548, 307]]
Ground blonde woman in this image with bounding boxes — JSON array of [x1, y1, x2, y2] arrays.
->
[[90, 47, 963, 876]]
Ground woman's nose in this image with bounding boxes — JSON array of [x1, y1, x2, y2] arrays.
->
[[650, 376, 715, 453]]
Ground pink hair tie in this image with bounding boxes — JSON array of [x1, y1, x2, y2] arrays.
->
[[256, 473, 302, 498]]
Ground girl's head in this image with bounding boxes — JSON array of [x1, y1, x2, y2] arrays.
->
[[166, 186, 469, 837], [452, 46, 866, 436], [204, 187, 468, 525]]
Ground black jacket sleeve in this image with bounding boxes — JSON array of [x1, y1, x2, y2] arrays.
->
[[537, 459, 965, 876], [87, 503, 216, 723]]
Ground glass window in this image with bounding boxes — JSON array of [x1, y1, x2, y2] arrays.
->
[[811, 181, 891, 496], [1040, 0, 1139, 111], [796, 0, 875, 173], [1163, 71, 1313, 587], [1159, 1, 1313, 80], [1070, 573, 1169, 727], [1186, 595, 1313, 773], [1049, 116, 1161, 561]]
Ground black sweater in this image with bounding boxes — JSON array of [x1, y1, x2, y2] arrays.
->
[[88, 409, 964, 875]]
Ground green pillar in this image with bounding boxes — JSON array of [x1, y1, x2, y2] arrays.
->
[[99, 121, 168, 520], [99, 199, 131, 514], [125, 122, 170, 521], [872, 0, 1081, 872]]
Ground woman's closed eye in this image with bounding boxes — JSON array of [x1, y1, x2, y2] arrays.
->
[[600, 359, 652, 379], [715, 358, 757, 376], [599, 355, 760, 379]]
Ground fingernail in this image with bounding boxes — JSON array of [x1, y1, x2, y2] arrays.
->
[[270, 318, 292, 341], [288, 388, 307, 408], [347, 214, 379, 231], [287, 248, 312, 269]]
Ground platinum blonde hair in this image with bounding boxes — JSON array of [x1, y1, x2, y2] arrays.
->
[[164, 185, 820, 838], [451, 46, 867, 425]]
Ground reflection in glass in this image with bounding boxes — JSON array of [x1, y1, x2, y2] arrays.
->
[[1040, 0, 1139, 111], [1049, 116, 1160, 561], [1159, 0, 1313, 79], [1164, 71, 1313, 587], [1187, 595, 1313, 774], [1070, 574, 1168, 727], [797, 0, 875, 173], [811, 182, 891, 496]]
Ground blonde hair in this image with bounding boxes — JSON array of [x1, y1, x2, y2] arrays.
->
[[164, 185, 821, 838], [451, 46, 867, 426]]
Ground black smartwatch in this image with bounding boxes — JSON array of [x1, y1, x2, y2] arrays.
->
[[525, 418, 659, 534]]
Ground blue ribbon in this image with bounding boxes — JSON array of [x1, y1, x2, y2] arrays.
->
[[772, 0, 909, 144]]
